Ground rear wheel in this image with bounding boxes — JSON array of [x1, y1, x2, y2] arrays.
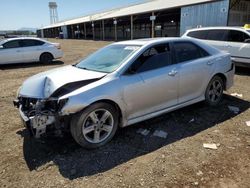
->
[[205, 76, 224, 106], [70, 102, 118, 149], [40, 53, 53, 63]]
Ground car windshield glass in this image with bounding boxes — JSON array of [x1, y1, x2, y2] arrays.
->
[[76, 44, 141, 73], [247, 30, 250, 34]]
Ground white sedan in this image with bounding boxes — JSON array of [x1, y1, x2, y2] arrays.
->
[[0, 37, 63, 64]]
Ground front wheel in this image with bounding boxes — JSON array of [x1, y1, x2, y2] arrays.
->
[[70, 102, 118, 149], [205, 76, 224, 106]]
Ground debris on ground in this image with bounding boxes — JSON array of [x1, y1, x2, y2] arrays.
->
[[153, 130, 168, 139], [137, 128, 150, 136], [196, 170, 203, 176], [228, 106, 240, 114], [230, 93, 243, 98], [203, 143, 218, 150], [246, 121, 250, 127], [189, 118, 195, 123]]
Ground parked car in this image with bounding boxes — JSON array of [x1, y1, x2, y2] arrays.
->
[[14, 38, 234, 148], [182, 26, 250, 67], [0, 37, 63, 64]]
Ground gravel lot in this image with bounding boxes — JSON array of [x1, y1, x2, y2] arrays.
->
[[0, 39, 249, 188]]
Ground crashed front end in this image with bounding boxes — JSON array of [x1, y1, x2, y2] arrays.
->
[[14, 97, 69, 138]]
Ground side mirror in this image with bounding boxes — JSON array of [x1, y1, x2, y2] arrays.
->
[[244, 39, 250, 43]]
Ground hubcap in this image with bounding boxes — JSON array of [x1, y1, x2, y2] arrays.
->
[[208, 80, 223, 103], [82, 109, 114, 144]]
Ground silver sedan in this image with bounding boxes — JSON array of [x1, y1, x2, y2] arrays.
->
[[14, 38, 234, 148]]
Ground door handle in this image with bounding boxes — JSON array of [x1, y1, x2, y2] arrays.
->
[[226, 45, 232, 48], [16, 50, 21, 52], [168, 70, 178, 76]]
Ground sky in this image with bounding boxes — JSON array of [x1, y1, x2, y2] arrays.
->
[[0, 0, 146, 30]]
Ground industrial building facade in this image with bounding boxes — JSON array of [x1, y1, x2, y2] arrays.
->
[[37, 0, 250, 40]]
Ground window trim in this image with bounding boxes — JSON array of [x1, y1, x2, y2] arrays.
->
[[2, 40, 22, 49]]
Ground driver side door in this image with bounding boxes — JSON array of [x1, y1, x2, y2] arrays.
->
[[0, 40, 23, 64], [121, 43, 179, 121]]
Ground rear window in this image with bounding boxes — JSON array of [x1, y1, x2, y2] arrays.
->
[[173, 42, 209, 63], [187, 30, 208, 39], [21, 39, 45, 47]]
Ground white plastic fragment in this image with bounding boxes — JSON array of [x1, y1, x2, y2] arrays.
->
[[153, 130, 168, 139], [137, 128, 150, 136], [203, 143, 218, 150], [189, 118, 195, 123], [228, 106, 240, 114], [230, 93, 243, 98], [246, 121, 250, 127]]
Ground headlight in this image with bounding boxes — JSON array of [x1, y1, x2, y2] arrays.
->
[[44, 77, 53, 98]]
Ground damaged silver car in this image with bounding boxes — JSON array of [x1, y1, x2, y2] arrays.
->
[[14, 38, 234, 148]]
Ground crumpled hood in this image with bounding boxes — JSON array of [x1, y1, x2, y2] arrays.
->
[[19, 65, 106, 98]]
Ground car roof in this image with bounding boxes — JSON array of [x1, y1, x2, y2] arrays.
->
[[1, 37, 46, 43], [114, 37, 192, 46], [186, 26, 250, 33]]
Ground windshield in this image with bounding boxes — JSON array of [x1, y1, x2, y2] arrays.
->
[[247, 30, 250, 34], [75, 44, 141, 73]]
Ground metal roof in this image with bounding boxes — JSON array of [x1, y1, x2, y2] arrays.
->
[[41, 0, 216, 29]]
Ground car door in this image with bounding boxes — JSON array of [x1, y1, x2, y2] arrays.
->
[[121, 43, 179, 120], [224, 29, 250, 60], [172, 41, 214, 103], [0, 40, 23, 64], [19, 39, 45, 62]]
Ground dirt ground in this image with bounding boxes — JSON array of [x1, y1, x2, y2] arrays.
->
[[0, 39, 249, 188]]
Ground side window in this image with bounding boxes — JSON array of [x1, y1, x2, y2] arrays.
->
[[21, 39, 45, 47], [227, 30, 250, 43], [187, 30, 208, 39], [3, 40, 21, 49], [131, 44, 173, 73], [173, 42, 209, 63], [206, 30, 227, 41]]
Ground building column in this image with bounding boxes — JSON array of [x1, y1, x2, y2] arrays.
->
[[92, 22, 95, 40], [71, 25, 74, 39], [151, 12, 155, 38], [130, 15, 134, 40], [84, 23, 86, 39], [102, 20, 105, 40], [77, 24, 80, 39], [114, 19, 117, 41]]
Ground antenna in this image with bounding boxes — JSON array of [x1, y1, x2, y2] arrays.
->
[[49, 2, 59, 24]]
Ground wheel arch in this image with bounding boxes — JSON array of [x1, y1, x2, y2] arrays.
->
[[90, 99, 123, 127], [211, 73, 227, 90], [39, 52, 54, 61]]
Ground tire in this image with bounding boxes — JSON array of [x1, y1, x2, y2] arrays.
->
[[70, 102, 119, 149], [39, 53, 53, 63], [205, 76, 224, 106]]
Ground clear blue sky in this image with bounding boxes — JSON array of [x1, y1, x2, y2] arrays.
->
[[0, 0, 146, 30]]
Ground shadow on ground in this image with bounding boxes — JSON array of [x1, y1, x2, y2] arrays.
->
[[17, 95, 250, 180], [0, 61, 64, 70]]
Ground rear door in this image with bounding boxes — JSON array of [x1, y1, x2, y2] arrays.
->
[[0, 40, 23, 64], [224, 29, 250, 60], [19, 39, 45, 62], [121, 43, 179, 120], [172, 41, 214, 103]]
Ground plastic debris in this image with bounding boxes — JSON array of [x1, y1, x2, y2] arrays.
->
[[196, 170, 203, 176], [203, 143, 218, 150], [153, 130, 168, 139], [228, 106, 240, 114], [230, 93, 243, 98], [189, 118, 195, 123], [137, 128, 150, 136], [246, 121, 250, 127]]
